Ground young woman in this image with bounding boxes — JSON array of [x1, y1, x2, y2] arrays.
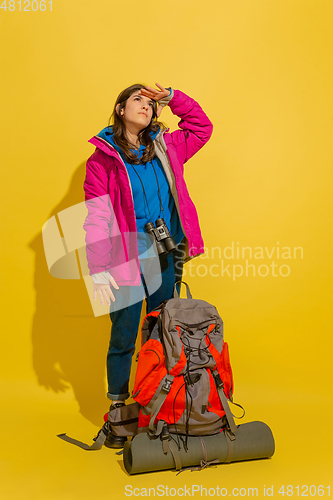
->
[[83, 82, 213, 447]]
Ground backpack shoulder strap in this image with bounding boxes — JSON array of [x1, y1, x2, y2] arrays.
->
[[148, 375, 174, 434], [212, 369, 237, 434]]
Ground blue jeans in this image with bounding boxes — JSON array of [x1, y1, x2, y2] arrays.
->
[[107, 245, 184, 401]]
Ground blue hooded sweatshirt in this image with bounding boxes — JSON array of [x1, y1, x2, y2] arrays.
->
[[97, 125, 184, 259]]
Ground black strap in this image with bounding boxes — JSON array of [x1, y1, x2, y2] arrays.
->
[[130, 162, 164, 220], [110, 417, 138, 426]]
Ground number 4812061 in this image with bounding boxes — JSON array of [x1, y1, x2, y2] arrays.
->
[[1, 1, 52, 11], [278, 485, 330, 496]]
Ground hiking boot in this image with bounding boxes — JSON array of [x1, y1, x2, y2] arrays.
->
[[104, 402, 127, 449], [104, 433, 127, 449]]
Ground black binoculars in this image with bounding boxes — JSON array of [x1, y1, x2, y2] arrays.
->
[[145, 218, 177, 255]]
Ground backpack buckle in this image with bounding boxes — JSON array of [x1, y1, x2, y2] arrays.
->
[[160, 424, 171, 454], [162, 377, 173, 393], [160, 424, 170, 441], [213, 370, 224, 390]]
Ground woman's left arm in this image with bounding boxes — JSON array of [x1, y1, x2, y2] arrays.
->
[[166, 89, 213, 164], [141, 83, 213, 165]]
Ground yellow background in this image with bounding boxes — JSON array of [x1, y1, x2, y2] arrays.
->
[[1, 0, 332, 498]]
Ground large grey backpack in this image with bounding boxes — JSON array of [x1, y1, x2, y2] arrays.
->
[[132, 281, 239, 440], [58, 281, 275, 475]]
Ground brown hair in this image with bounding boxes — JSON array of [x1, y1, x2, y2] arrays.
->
[[108, 83, 167, 164]]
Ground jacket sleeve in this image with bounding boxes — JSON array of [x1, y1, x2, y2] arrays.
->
[[82, 152, 113, 275], [166, 89, 213, 165]]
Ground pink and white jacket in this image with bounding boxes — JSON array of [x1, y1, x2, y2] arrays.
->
[[83, 89, 213, 286]]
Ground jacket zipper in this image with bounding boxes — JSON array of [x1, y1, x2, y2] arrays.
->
[[93, 136, 137, 263], [93, 136, 135, 203]]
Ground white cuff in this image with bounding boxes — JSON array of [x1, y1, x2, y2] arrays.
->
[[91, 271, 112, 284], [157, 88, 174, 108]]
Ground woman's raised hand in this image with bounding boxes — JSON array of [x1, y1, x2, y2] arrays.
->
[[93, 275, 119, 306], [140, 83, 170, 118]]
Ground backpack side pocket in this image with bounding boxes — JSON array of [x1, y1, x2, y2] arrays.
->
[[133, 339, 167, 406], [216, 342, 234, 400]]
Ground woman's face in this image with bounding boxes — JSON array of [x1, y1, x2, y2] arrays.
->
[[120, 90, 155, 131]]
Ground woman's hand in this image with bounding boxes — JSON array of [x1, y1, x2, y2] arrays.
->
[[93, 276, 119, 306], [141, 83, 170, 118]]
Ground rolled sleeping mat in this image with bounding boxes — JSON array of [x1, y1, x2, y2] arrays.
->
[[123, 421, 275, 475]]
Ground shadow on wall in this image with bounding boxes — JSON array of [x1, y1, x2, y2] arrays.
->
[[28, 161, 112, 426]]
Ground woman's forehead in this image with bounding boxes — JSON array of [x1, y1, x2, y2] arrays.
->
[[130, 90, 155, 104]]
